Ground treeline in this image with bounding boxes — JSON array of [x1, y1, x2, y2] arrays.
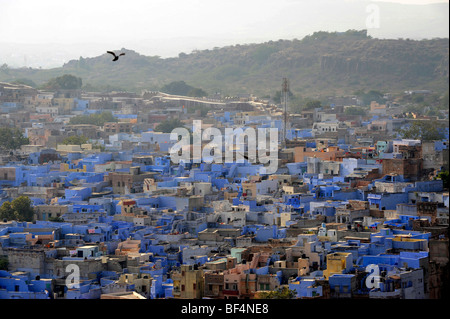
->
[[40, 74, 82, 90], [2, 31, 448, 98], [160, 81, 208, 97], [0, 196, 34, 222], [69, 111, 118, 126], [0, 127, 29, 150]]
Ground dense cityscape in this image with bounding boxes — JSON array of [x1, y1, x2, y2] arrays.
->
[[0, 79, 448, 301]]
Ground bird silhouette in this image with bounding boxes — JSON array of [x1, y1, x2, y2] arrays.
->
[[107, 51, 125, 61]]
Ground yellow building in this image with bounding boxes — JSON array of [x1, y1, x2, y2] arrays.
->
[[117, 273, 152, 298], [323, 252, 353, 280], [172, 264, 204, 299], [392, 236, 428, 251], [52, 97, 74, 114], [60, 163, 87, 172]]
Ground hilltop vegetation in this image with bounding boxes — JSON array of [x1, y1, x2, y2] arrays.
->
[[0, 30, 448, 97]]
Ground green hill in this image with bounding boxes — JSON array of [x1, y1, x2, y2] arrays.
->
[[1, 30, 448, 97]]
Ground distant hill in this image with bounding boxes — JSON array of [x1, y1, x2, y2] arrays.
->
[[0, 30, 448, 97]]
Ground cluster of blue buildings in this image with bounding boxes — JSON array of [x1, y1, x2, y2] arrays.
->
[[0, 87, 448, 299]]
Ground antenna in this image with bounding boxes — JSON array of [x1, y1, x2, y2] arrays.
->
[[282, 78, 289, 149]]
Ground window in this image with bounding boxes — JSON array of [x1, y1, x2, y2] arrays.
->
[[193, 283, 196, 290]]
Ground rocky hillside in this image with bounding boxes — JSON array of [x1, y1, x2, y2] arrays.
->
[[1, 30, 448, 96]]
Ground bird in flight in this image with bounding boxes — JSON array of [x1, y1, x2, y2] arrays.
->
[[107, 51, 125, 61]]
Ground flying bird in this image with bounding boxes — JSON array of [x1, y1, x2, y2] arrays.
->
[[107, 51, 125, 61]]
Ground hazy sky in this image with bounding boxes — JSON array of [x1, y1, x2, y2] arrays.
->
[[0, 0, 448, 67], [1, 0, 448, 43]]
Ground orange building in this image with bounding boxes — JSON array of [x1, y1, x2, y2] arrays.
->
[[294, 146, 344, 163], [115, 239, 141, 256]]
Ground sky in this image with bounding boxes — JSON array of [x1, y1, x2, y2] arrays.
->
[[0, 0, 448, 67]]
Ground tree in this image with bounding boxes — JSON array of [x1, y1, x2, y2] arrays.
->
[[160, 81, 207, 97], [82, 83, 98, 92], [0, 256, 8, 270], [11, 196, 34, 221], [187, 104, 209, 117], [272, 89, 294, 104], [0, 202, 15, 221], [161, 81, 192, 96], [41, 74, 82, 90], [356, 90, 385, 106], [0, 196, 34, 222], [437, 170, 449, 189], [188, 87, 208, 98], [62, 135, 89, 145], [69, 111, 117, 126], [255, 286, 296, 299], [304, 99, 322, 110], [251, 44, 279, 64], [155, 118, 184, 133], [11, 78, 36, 87], [345, 106, 367, 116], [48, 216, 65, 222], [0, 127, 29, 150], [396, 120, 446, 141]]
